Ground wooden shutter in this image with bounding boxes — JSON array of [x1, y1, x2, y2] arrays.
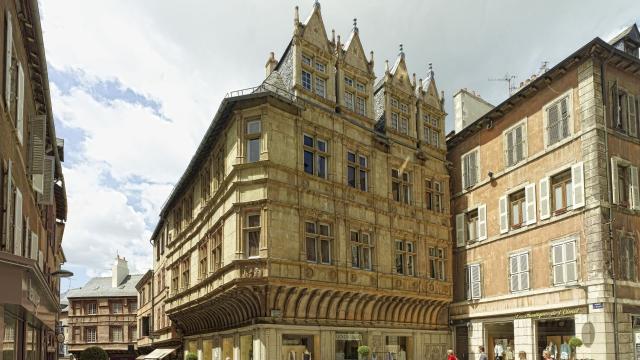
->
[[3, 160, 12, 249], [24, 217, 28, 258], [30, 231, 38, 260], [560, 97, 570, 137], [565, 241, 577, 282], [505, 130, 514, 167], [552, 244, 564, 284], [13, 187, 22, 256], [539, 177, 551, 220], [509, 255, 519, 292], [469, 264, 481, 299], [611, 158, 619, 204], [515, 125, 524, 161], [499, 195, 508, 234], [477, 204, 487, 241], [629, 94, 638, 137], [631, 166, 640, 210], [39, 156, 55, 205], [455, 213, 466, 247], [30, 115, 46, 193], [612, 81, 620, 128], [525, 184, 536, 225], [547, 103, 559, 145], [462, 155, 468, 189], [520, 253, 530, 290], [16, 63, 24, 144], [572, 162, 585, 208], [4, 12, 12, 107]]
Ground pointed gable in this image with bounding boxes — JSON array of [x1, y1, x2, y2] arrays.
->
[[300, 3, 332, 53], [343, 29, 370, 74], [389, 53, 414, 94], [422, 73, 442, 111]]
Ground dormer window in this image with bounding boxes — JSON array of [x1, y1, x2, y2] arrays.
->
[[344, 76, 354, 87], [315, 62, 326, 73], [356, 82, 365, 92], [302, 54, 312, 66], [300, 53, 328, 99]]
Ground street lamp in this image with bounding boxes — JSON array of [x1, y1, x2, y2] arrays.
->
[[51, 269, 74, 278]]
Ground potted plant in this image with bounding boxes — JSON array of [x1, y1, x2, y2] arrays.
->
[[568, 337, 583, 360], [185, 352, 198, 360], [79, 346, 108, 360], [358, 345, 371, 360]]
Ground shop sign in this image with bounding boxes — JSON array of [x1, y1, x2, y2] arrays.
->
[[514, 307, 583, 320], [592, 303, 604, 310], [335, 333, 362, 341]]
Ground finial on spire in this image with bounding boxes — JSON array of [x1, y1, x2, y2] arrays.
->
[[314, 0, 320, 9], [353, 18, 358, 31], [412, 73, 417, 87], [429, 62, 433, 72], [331, 29, 336, 43], [385, 59, 390, 73], [427, 62, 435, 79], [399, 43, 404, 54], [294, 6, 299, 24], [369, 51, 374, 63]]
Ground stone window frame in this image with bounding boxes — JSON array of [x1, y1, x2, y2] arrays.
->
[[349, 227, 374, 271], [346, 150, 369, 192], [180, 255, 190, 290], [300, 52, 329, 99], [343, 73, 368, 117], [394, 239, 416, 276], [209, 224, 223, 273], [502, 117, 528, 169], [542, 89, 574, 150], [423, 112, 441, 148], [302, 133, 329, 180], [110, 301, 123, 314], [618, 232, 637, 282], [86, 301, 97, 315], [245, 117, 262, 164], [304, 220, 333, 265], [611, 156, 640, 210], [85, 327, 97, 343], [428, 246, 446, 281], [550, 235, 579, 286], [198, 239, 208, 280], [244, 212, 261, 259], [391, 168, 412, 205], [110, 326, 124, 343], [425, 178, 443, 213], [170, 264, 179, 294]]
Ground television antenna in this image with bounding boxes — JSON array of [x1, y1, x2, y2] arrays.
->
[[489, 73, 517, 96]]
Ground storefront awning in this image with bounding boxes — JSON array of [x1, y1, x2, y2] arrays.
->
[[144, 348, 178, 360], [136, 355, 146, 360]]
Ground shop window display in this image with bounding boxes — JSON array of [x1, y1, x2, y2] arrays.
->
[[283, 334, 314, 360], [222, 337, 234, 360], [336, 333, 362, 360], [536, 319, 575, 360], [383, 336, 412, 360]]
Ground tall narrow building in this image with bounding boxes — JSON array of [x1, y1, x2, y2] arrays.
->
[[147, 3, 452, 359], [0, 1, 68, 360], [448, 23, 640, 360]]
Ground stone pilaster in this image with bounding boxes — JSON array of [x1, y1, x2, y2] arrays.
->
[[513, 318, 534, 360]]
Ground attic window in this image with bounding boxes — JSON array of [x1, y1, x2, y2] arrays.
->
[[302, 54, 312, 66], [315, 62, 326, 73], [344, 77, 354, 87], [356, 82, 365, 92]]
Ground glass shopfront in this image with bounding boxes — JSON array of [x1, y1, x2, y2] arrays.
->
[[383, 336, 412, 360], [536, 319, 575, 360], [335, 333, 362, 360], [282, 334, 314, 360], [222, 337, 234, 360], [202, 339, 213, 360], [2, 312, 18, 360], [485, 322, 514, 360]]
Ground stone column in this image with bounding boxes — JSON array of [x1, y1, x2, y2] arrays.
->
[[513, 318, 534, 360], [468, 320, 484, 360]]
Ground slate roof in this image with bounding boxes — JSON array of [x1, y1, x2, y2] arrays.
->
[[66, 274, 143, 299], [609, 24, 640, 46]]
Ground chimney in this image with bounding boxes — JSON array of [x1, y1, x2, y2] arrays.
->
[[453, 89, 495, 133], [265, 52, 278, 77], [112, 255, 129, 287]]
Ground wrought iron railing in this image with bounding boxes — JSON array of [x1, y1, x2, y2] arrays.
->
[[224, 82, 298, 103]]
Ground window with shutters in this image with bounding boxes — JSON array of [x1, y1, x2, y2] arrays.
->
[[540, 163, 584, 220], [619, 236, 637, 281], [210, 226, 222, 272], [246, 118, 261, 163], [391, 169, 411, 204], [303, 134, 328, 179], [461, 149, 479, 189], [305, 221, 332, 265], [552, 240, 577, 285], [429, 247, 446, 281], [198, 240, 208, 279], [350, 230, 373, 270], [551, 170, 573, 214], [611, 157, 639, 210], [346, 151, 368, 192], [509, 252, 530, 292], [85, 327, 97, 343], [545, 93, 571, 147], [425, 179, 443, 213], [456, 204, 486, 247], [244, 213, 261, 258], [394, 240, 415, 276], [465, 264, 482, 300], [180, 257, 190, 289], [611, 83, 638, 136], [509, 190, 526, 229], [504, 121, 527, 167]]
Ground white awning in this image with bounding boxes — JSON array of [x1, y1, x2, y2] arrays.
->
[[136, 355, 146, 360], [144, 348, 178, 360]]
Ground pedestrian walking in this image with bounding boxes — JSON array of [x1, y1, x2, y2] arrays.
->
[[478, 346, 488, 360], [447, 349, 457, 360]]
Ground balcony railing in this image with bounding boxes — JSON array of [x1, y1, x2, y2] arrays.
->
[[225, 82, 298, 104]]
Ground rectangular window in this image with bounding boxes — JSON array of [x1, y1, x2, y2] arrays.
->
[[198, 241, 208, 278], [505, 123, 526, 167], [546, 95, 571, 146], [110, 326, 123, 342], [395, 240, 415, 276], [391, 112, 399, 130], [356, 82, 365, 92], [303, 134, 328, 179], [466, 209, 479, 243], [171, 266, 179, 294], [315, 77, 326, 98], [346, 151, 368, 191], [129, 302, 137, 313], [210, 227, 223, 272], [509, 252, 530, 292], [86, 302, 97, 315], [551, 170, 573, 213], [111, 302, 122, 314], [302, 71, 312, 91], [305, 221, 332, 264], [400, 117, 409, 134], [85, 328, 97, 343], [429, 247, 446, 280], [344, 76, 354, 87], [466, 264, 482, 300], [611, 85, 638, 136], [425, 180, 443, 212], [245, 213, 261, 258], [391, 98, 399, 108], [181, 257, 190, 289], [456, 205, 487, 246], [350, 230, 373, 270], [302, 54, 312, 66], [314, 62, 326, 73], [344, 91, 354, 111], [619, 236, 637, 281], [355, 96, 366, 116], [462, 149, 479, 189], [391, 169, 411, 204], [552, 240, 577, 285], [509, 189, 526, 229], [246, 119, 261, 163], [611, 157, 639, 209]]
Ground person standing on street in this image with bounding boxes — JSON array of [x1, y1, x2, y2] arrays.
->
[[494, 341, 504, 360], [447, 349, 457, 360], [479, 346, 488, 360]]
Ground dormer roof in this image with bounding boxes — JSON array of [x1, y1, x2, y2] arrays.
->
[[299, 2, 333, 53], [342, 20, 374, 76], [609, 24, 640, 46]]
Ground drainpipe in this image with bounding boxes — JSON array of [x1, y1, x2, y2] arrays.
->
[[599, 48, 619, 360]]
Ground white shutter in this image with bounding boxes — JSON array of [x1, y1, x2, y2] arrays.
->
[[565, 242, 577, 282], [461, 155, 468, 189], [572, 162, 585, 208], [509, 256, 519, 292], [455, 213, 466, 247], [612, 158, 619, 205], [525, 183, 536, 225], [13, 187, 22, 256], [30, 231, 38, 260], [499, 195, 508, 234], [24, 218, 29, 258], [631, 166, 640, 210], [3, 160, 12, 247], [16, 62, 24, 144], [39, 156, 55, 205], [30, 115, 46, 194], [477, 204, 487, 241], [539, 177, 551, 220], [552, 245, 564, 284], [520, 253, 530, 290], [4, 12, 12, 107], [470, 264, 482, 299], [629, 94, 637, 137]]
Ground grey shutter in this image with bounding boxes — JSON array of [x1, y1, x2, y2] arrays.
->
[[16, 63, 24, 144], [629, 94, 637, 137], [520, 253, 530, 290], [30, 231, 38, 260], [565, 242, 577, 282], [4, 12, 12, 107], [560, 97, 570, 137], [612, 81, 620, 128], [506, 130, 514, 167], [515, 126, 523, 162], [572, 162, 585, 208], [611, 158, 619, 205], [462, 155, 468, 189], [13, 187, 22, 256], [499, 195, 508, 234], [477, 204, 487, 241], [539, 177, 551, 220], [548, 103, 559, 145], [525, 183, 536, 225], [39, 156, 55, 205], [552, 244, 564, 284], [4, 160, 12, 250], [509, 256, 519, 292], [30, 115, 47, 194], [631, 166, 640, 210], [455, 213, 466, 247], [470, 264, 481, 299]]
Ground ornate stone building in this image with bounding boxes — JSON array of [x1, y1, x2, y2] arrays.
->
[[448, 24, 640, 360], [0, 1, 68, 360], [147, 2, 452, 359], [66, 257, 141, 360]]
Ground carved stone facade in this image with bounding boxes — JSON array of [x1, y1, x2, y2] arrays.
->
[[146, 3, 451, 359]]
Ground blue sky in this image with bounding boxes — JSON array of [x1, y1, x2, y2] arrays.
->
[[40, 0, 640, 292]]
